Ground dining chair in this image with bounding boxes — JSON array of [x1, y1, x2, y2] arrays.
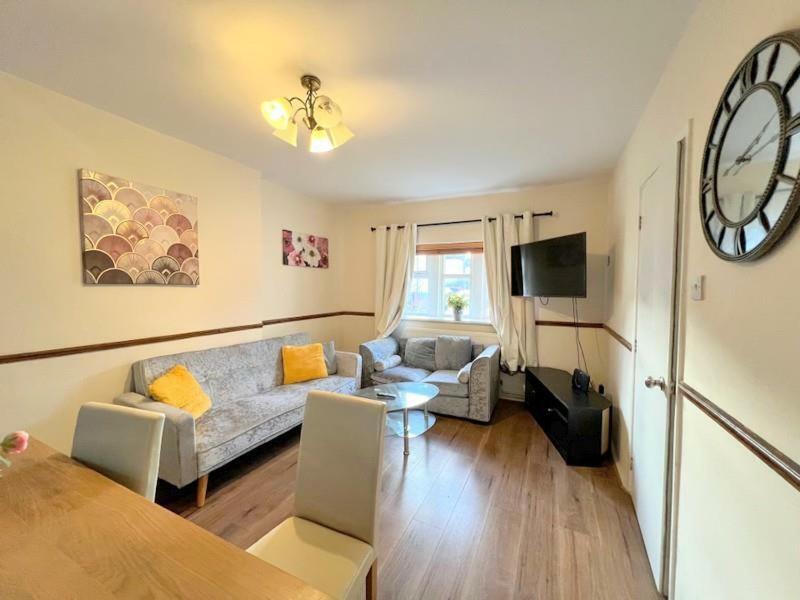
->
[[247, 390, 386, 600], [71, 402, 165, 501]]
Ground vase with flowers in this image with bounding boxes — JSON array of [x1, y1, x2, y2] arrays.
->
[[447, 292, 468, 322]]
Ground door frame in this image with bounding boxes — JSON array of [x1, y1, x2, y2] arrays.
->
[[630, 120, 692, 595]]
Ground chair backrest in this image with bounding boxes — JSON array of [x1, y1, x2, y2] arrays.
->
[[294, 391, 386, 546], [71, 402, 165, 501]]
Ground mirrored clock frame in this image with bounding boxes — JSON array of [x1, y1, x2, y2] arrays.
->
[[700, 30, 800, 261]]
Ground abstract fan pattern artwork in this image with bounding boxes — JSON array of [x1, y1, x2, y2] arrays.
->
[[80, 170, 199, 285], [282, 230, 329, 268]]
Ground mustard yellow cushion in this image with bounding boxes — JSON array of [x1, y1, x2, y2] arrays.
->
[[148, 365, 211, 419], [282, 343, 328, 385]]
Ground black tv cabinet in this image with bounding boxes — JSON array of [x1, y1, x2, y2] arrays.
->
[[525, 367, 611, 466]]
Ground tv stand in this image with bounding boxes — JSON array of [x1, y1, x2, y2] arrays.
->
[[525, 367, 611, 466]]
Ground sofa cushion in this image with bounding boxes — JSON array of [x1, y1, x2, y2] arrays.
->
[[404, 337, 437, 371], [322, 341, 337, 375], [434, 335, 472, 370], [371, 365, 430, 384], [282, 343, 328, 385], [195, 373, 356, 474], [423, 370, 469, 398]]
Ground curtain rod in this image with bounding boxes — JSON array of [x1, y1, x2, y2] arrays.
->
[[369, 211, 553, 232]]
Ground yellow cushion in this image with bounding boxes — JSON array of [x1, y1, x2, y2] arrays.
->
[[148, 365, 211, 419], [282, 343, 328, 385]]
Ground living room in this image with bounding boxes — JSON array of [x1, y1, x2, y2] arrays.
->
[[1, 1, 799, 599]]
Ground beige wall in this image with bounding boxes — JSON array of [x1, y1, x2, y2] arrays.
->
[[0, 73, 338, 453], [607, 0, 800, 596], [335, 177, 612, 403]]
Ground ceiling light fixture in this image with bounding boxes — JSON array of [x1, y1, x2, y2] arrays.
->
[[261, 74, 354, 153]]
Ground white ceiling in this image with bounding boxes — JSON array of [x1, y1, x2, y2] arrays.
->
[[0, 0, 698, 203]]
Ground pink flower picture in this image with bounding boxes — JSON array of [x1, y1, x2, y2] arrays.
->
[[282, 229, 329, 268]]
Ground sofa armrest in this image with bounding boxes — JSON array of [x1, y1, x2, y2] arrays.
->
[[335, 351, 362, 384], [467, 344, 500, 422], [113, 392, 198, 488], [358, 337, 399, 387]]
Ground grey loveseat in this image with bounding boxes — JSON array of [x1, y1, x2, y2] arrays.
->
[[114, 332, 361, 504], [359, 335, 500, 422]]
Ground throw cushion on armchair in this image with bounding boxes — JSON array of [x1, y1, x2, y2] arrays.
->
[[435, 335, 473, 370], [374, 354, 402, 371]]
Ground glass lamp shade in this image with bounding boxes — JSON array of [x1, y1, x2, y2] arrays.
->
[[313, 95, 343, 129], [272, 120, 298, 147], [309, 127, 334, 153], [328, 122, 354, 148], [261, 97, 292, 130]]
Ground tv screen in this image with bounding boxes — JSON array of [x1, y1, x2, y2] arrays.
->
[[511, 232, 586, 298]]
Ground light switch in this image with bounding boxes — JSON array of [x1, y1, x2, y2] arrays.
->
[[691, 275, 704, 301]]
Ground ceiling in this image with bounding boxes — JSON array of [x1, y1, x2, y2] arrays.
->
[[0, 0, 698, 203]]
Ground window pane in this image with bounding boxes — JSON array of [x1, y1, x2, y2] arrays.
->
[[405, 274, 433, 315], [442, 276, 470, 315], [443, 253, 471, 275], [414, 255, 427, 272]]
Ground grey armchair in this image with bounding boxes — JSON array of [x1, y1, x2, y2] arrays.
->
[[359, 335, 500, 422]]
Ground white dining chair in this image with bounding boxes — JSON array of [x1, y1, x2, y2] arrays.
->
[[71, 402, 165, 501], [247, 390, 386, 600]]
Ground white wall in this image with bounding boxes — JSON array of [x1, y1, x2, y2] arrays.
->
[[0, 73, 339, 453], [607, 1, 800, 596]]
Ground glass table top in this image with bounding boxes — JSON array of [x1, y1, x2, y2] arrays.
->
[[354, 382, 439, 412]]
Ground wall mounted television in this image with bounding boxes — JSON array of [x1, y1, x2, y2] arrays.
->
[[511, 232, 587, 298]]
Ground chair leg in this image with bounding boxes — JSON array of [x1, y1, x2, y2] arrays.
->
[[196, 474, 209, 508], [366, 559, 377, 600]]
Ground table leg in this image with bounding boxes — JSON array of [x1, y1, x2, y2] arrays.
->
[[403, 408, 410, 456]]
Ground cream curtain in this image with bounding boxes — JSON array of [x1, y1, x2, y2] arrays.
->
[[482, 212, 537, 371], [374, 224, 417, 337]]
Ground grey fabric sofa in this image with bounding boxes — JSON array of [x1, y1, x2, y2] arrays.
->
[[359, 335, 500, 422], [114, 332, 361, 500]]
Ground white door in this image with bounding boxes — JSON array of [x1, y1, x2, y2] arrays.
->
[[632, 141, 682, 591]]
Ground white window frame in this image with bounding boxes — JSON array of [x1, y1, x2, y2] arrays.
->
[[404, 244, 490, 323]]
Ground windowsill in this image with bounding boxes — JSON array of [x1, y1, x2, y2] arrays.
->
[[401, 316, 494, 327]]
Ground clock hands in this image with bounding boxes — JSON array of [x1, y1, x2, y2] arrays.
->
[[729, 130, 781, 176], [722, 111, 778, 176]]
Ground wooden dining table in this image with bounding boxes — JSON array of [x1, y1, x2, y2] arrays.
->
[[0, 438, 329, 599]]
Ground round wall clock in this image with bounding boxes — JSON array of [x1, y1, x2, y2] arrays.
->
[[700, 30, 800, 261]]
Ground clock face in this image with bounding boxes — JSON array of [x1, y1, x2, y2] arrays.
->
[[701, 31, 800, 260]]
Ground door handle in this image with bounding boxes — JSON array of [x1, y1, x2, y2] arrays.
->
[[644, 376, 666, 391]]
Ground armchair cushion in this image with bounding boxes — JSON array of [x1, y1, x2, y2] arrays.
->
[[371, 365, 430, 385], [434, 335, 472, 370], [374, 354, 401, 371], [404, 337, 437, 371]]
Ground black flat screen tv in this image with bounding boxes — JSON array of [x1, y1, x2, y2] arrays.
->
[[511, 232, 586, 298]]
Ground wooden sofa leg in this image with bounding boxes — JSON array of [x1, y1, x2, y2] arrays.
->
[[366, 559, 377, 600], [196, 474, 209, 508]]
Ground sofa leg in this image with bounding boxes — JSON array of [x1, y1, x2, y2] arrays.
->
[[196, 474, 209, 508], [366, 559, 377, 600]]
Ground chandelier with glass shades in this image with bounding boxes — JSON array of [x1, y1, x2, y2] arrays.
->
[[261, 74, 354, 153]]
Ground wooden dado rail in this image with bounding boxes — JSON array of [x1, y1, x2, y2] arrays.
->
[[679, 382, 800, 493], [0, 313, 628, 365]]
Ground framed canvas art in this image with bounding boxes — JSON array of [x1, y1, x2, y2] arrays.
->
[[282, 230, 329, 268], [80, 169, 199, 285]]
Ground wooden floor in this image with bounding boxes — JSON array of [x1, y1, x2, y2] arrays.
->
[[159, 401, 659, 600]]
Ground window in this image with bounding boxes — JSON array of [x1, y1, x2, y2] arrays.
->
[[404, 243, 490, 322]]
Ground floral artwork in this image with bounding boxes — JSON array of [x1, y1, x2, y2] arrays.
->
[[282, 230, 329, 268], [79, 169, 199, 285]]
